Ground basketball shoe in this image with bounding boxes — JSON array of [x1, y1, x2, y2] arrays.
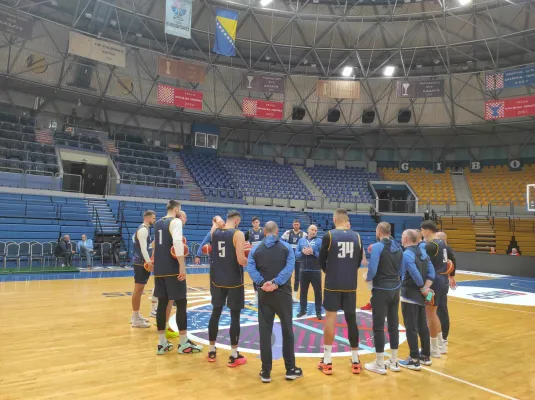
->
[[156, 341, 173, 355], [360, 303, 372, 311], [131, 316, 151, 328], [228, 353, 247, 368], [385, 358, 401, 372], [259, 370, 271, 383], [364, 361, 386, 375], [399, 357, 422, 371], [285, 367, 303, 380], [317, 358, 333, 375], [178, 339, 203, 354]]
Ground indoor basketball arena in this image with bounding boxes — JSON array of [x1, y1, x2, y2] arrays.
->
[[0, 0, 534, 399]]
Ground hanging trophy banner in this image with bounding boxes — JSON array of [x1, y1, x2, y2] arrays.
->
[[396, 80, 444, 98], [241, 73, 286, 93]]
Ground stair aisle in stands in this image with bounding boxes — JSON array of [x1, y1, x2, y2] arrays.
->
[[86, 198, 121, 235], [169, 153, 205, 202]]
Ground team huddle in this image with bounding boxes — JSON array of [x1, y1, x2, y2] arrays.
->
[[129, 200, 456, 382]]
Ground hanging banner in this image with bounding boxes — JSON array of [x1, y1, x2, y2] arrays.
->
[[241, 73, 286, 93], [485, 65, 535, 90], [157, 84, 203, 111], [213, 8, 238, 57], [485, 95, 535, 120], [164, 0, 193, 39], [68, 31, 126, 68], [399, 161, 410, 173], [158, 57, 205, 84], [316, 80, 360, 99], [0, 7, 34, 39], [242, 98, 284, 120], [396, 80, 444, 98]]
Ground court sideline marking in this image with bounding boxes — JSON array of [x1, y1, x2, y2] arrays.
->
[[421, 367, 519, 400], [448, 298, 535, 314]]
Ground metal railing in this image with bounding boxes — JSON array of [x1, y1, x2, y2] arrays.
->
[[55, 173, 83, 193], [377, 199, 417, 213]]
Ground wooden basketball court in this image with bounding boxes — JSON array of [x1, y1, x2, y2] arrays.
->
[[0, 272, 533, 400]]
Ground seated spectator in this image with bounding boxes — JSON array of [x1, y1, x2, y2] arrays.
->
[[510, 248, 520, 256], [58, 235, 75, 267], [78, 234, 94, 268], [489, 247, 496, 254]]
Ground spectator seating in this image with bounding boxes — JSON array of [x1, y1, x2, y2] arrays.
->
[[109, 199, 382, 263], [465, 164, 535, 207], [381, 167, 456, 205], [221, 158, 314, 201], [493, 217, 535, 256], [54, 131, 104, 152], [304, 165, 378, 203], [110, 134, 180, 188], [0, 113, 58, 175], [440, 216, 476, 252], [181, 153, 245, 204], [0, 192, 94, 267]]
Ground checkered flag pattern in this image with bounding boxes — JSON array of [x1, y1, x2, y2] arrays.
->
[[157, 84, 175, 105], [486, 73, 504, 90], [242, 99, 258, 116], [485, 101, 505, 119]]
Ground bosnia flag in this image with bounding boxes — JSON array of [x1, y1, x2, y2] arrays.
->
[[213, 8, 238, 56]]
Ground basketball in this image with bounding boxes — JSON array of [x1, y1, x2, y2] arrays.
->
[[143, 255, 154, 272], [183, 236, 187, 245], [171, 245, 188, 259], [446, 259, 455, 275], [244, 243, 252, 257], [202, 244, 212, 254]]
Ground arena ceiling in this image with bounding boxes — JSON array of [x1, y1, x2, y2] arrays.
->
[[1, 0, 535, 157]]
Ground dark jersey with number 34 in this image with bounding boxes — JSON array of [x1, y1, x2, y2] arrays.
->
[[319, 229, 363, 291]]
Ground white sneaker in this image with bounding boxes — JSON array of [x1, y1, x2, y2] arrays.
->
[[439, 340, 448, 354], [149, 310, 157, 318], [431, 349, 441, 358], [130, 315, 149, 324], [132, 317, 151, 328], [385, 359, 401, 372], [364, 361, 387, 375]]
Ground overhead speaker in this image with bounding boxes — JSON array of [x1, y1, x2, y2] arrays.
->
[[292, 107, 305, 120], [362, 110, 375, 124], [398, 109, 411, 123], [327, 109, 340, 123]]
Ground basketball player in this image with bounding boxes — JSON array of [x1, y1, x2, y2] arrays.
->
[[420, 220, 448, 358], [281, 220, 307, 302], [435, 231, 456, 353], [153, 200, 203, 355], [398, 229, 435, 370], [194, 216, 225, 264], [207, 210, 248, 366], [318, 209, 364, 375], [364, 222, 403, 374], [295, 224, 322, 319], [130, 210, 156, 328], [246, 216, 264, 303]]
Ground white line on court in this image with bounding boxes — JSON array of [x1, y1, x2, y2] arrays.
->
[[421, 367, 519, 400], [448, 298, 535, 314]]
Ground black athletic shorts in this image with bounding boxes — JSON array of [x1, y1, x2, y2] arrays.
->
[[211, 284, 245, 310], [154, 276, 187, 300], [431, 277, 448, 307], [323, 289, 356, 313], [133, 264, 151, 285]]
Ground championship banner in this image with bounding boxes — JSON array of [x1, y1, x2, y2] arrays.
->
[[241, 73, 285, 93], [316, 80, 360, 99], [158, 57, 206, 83], [0, 7, 34, 39], [485, 95, 535, 120], [485, 65, 535, 90], [164, 0, 192, 39], [68, 31, 126, 68], [396, 80, 444, 98], [157, 84, 203, 111], [242, 98, 284, 120]]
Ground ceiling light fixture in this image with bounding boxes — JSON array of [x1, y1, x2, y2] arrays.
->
[[342, 66, 353, 77], [260, 0, 272, 7], [383, 65, 395, 76], [458, 0, 472, 5]]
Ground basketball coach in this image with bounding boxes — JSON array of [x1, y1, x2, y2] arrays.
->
[[247, 221, 303, 383]]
